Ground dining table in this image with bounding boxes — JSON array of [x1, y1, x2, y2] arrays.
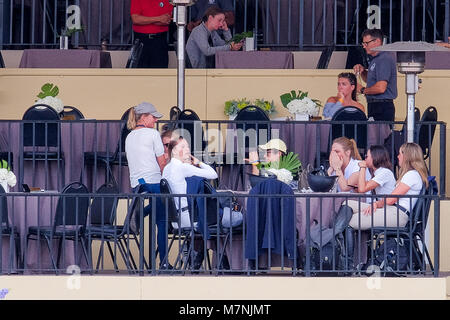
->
[[215, 51, 294, 69], [19, 49, 112, 68]]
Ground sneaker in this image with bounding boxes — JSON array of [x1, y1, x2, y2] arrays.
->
[[159, 263, 174, 270]]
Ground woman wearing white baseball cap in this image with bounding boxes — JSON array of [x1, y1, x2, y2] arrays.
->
[[247, 138, 287, 175]]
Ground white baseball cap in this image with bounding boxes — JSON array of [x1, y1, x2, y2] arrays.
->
[[258, 138, 287, 153], [134, 102, 163, 118]]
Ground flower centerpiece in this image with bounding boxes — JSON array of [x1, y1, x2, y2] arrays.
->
[[0, 160, 17, 192], [224, 98, 276, 120], [280, 90, 322, 121], [34, 83, 64, 115], [256, 151, 302, 185]]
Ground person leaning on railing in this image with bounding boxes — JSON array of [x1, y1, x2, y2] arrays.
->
[[322, 72, 366, 119], [347, 142, 428, 230], [327, 137, 372, 192]]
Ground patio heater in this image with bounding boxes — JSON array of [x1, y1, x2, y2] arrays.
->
[[373, 42, 449, 142], [170, 0, 197, 111]]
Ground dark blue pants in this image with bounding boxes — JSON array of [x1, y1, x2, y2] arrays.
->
[[133, 183, 168, 264]]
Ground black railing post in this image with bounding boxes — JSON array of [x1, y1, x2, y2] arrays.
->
[[433, 197, 439, 277], [439, 122, 446, 196]]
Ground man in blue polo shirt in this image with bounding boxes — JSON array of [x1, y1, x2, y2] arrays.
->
[[353, 29, 397, 121]]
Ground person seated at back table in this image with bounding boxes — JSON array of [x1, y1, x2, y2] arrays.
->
[[247, 138, 287, 176], [323, 72, 365, 119], [327, 137, 372, 192], [187, 0, 235, 32], [186, 6, 242, 68]]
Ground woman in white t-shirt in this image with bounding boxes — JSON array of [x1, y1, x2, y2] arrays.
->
[[124, 102, 169, 268], [327, 137, 371, 192], [348, 142, 428, 230]]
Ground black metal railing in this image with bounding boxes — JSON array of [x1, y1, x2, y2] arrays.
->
[[1, 0, 448, 50], [0, 190, 441, 276]]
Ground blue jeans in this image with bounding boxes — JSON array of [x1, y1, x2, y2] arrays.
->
[[133, 183, 168, 264]]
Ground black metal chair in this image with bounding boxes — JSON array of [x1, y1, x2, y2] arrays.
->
[[177, 108, 205, 155], [330, 106, 368, 153], [25, 182, 90, 272], [202, 180, 242, 272], [415, 106, 437, 161], [126, 39, 144, 68], [232, 105, 271, 188], [20, 104, 65, 190], [0, 184, 21, 273], [368, 176, 437, 275], [62, 106, 85, 120], [163, 106, 181, 131], [85, 184, 150, 273], [84, 183, 120, 272], [83, 108, 131, 189]]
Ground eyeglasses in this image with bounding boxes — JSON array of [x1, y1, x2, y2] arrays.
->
[[361, 38, 377, 46]]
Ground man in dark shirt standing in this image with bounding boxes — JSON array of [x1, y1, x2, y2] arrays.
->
[[353, 29, 397, 121], [130, 0, 173, 68]]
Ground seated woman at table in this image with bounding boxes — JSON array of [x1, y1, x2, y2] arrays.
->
[[327, 137, 371, 192], [355, 145, 396, 196], [186, 6, 243, 68], [162, 134, 219, 229], [322, 72, 365, 119], [347, 142, 428, 230], [125, 102, 169, 268], [247, 138, 287, 176]]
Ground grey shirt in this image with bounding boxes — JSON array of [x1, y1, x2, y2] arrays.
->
[[186, 22, 232, 68], [366, 51, 398, 101]]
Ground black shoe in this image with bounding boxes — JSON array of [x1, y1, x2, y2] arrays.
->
[[192, 251, 205, 271], [159, 263, 174, 270]]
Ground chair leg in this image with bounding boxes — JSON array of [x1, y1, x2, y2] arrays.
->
[[80, 237, 91, 272], [116, 239, 136, 274], [132, 237, 150, 270], [119, 238, 138, 270], [105, 241, 120, 272], [15, 234, 22, 272], [43, 236, 58, 273]]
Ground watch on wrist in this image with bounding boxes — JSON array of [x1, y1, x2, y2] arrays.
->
[[360, 87, 366, 94]]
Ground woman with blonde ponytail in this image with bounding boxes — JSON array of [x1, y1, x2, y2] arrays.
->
[[348, 142, 428, 230], [327, 137, 372, 192]]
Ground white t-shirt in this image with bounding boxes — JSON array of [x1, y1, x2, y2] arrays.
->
[[398, 170, 423, 213], [333, 158, 372, 193], [372, 167, 396, 196], [125, 128, 165, 187], [162, 157, 218, 228]]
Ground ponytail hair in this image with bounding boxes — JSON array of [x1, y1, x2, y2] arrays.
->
[[126, 107, 148, 130], [333, 136, 362, 160]]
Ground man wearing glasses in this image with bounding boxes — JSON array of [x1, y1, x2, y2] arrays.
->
[[353, 29, 397, 122]]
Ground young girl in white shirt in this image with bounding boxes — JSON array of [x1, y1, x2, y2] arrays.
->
[[327, 137, 371, 192], [348, 142, 428, 230], [162, 135, 218, 228]]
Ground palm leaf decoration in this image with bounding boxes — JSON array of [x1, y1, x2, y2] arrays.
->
[[256, 151, 302, 174]]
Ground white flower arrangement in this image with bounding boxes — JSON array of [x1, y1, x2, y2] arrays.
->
[[34, 96, 64, 114], [286, 97, 320, 117], [0, 160, 16, 189], [33, 83, 64, 114], [280, 90, 322, 117], [267, 168, 294, 185]]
